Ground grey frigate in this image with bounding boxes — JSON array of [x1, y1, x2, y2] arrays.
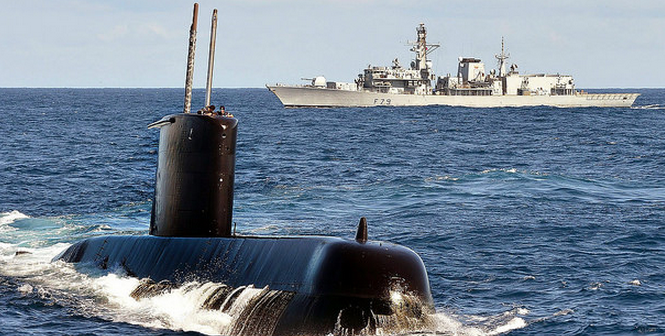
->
[[267, 24, 639, 108]]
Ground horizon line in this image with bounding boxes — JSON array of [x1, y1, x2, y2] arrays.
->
[[0, 86, 661, 90]]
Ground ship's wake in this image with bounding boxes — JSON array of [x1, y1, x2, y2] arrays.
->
[[632, 104, 665, 110]]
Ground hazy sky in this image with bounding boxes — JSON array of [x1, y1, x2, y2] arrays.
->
[[1, 0, 663, 88]]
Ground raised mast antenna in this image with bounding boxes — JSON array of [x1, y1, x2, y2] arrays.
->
[[205, 9, 218, 108], [183, 3, 199, 114], [495, 37, 510, 77]]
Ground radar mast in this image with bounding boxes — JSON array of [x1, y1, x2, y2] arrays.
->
[[409, 23, 440, 71], [495, 37, 510, 77]]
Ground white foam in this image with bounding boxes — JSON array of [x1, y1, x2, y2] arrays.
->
[[0, 242, 71, 271], [0, 210, 29, 231], [92, 275, 233, 334], [424, 175, 459, 182], [246, 224, 280, 234], [487, 317, 527, 335], [516, 307, 530, 315], [18, 284, 34, 294], [0, 237, 290, 335], [431, 312, 486, 336], [482, 168, 518, 174], [0, 243, 234, 335], [478, 168, 550, 177], [632, 104, 665, 110], [430, 306, 530, 336], [553, 309, 573, 317], [0, 210, 29, 224]]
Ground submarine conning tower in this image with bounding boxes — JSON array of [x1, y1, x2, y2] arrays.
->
[[149, 113, 238, 237]]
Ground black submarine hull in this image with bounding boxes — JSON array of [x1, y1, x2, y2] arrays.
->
[[54, 235, 433, 335]]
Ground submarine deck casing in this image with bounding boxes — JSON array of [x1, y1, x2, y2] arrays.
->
[[54, 234, 433, 334], [53, 112, 434, 334]]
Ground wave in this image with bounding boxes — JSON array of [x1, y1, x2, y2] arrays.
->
[[424, 168, 665, 204], [0, 209, 151, 249], [632, 104, 665, 110], [0, 210, 29, 226], [428, 307, 528, 336], [0, 210, 29, 233]]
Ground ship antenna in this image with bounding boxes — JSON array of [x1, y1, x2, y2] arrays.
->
[[204, 9, 218, 108], [183, 3, 199, 114], [495, 37, 510, 77]]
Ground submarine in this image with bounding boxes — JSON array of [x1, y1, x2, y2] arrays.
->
[[53, 4, 434, 335]]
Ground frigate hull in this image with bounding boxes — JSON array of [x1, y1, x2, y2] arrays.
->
[[267, 85, 639, 108]]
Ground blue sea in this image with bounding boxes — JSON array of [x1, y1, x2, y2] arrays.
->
[[0, 88, 664, 335]]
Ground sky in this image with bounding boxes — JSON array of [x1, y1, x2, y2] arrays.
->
[[1, 0, 663, 88]]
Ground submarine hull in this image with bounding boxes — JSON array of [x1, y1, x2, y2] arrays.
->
[[54, 235, 434, 335]]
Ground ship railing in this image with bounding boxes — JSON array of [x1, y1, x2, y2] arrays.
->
[[271, 83, 316, 88], [576, 92, 637, 101]]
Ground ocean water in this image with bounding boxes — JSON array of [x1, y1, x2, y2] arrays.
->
[[0, 87, 664, 335]]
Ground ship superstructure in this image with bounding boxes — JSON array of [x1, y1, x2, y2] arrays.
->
[[267, 24, 639, 108], [353, 24, 438, 95], [435, 38, 575, 97]]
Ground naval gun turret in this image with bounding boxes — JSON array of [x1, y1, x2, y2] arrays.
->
[[53, 4, 434, 335]]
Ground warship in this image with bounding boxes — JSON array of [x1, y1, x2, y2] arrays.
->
[[267, 24, 639, 108]]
